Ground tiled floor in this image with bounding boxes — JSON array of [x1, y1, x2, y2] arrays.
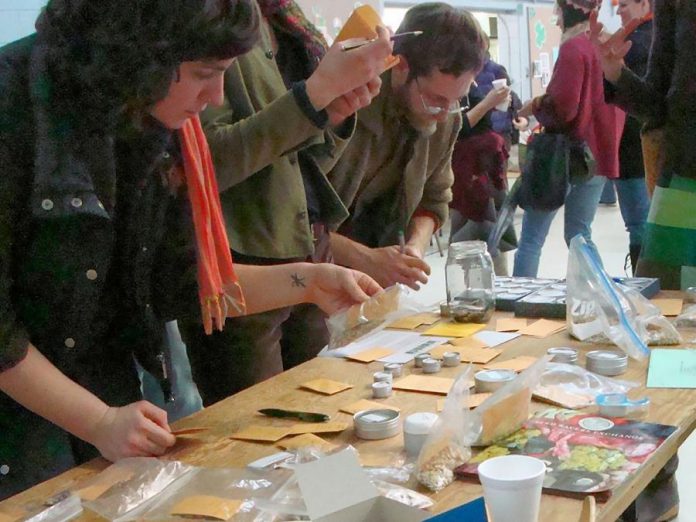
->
[[414, 202, 696, 522]]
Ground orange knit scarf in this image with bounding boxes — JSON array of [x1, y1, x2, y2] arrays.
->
[[178, 116, 246, 334]]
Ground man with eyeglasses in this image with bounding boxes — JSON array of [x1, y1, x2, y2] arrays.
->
[[323, 3, 488, 289]]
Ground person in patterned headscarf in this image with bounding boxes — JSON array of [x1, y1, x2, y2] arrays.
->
[[179, 0, 392, 405]]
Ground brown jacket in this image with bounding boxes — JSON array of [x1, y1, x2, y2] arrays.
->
[[326, 71, 460, 247]]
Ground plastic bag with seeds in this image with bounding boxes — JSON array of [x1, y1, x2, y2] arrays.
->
[[325, 284, 426, 349], [415, 367, 474, 491], [566, 236, 680, 360]]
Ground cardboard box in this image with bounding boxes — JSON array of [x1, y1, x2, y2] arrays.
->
[[294, 449, 429, 522]]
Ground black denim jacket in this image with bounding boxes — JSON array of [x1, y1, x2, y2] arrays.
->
[[0, 35, 198, 384]]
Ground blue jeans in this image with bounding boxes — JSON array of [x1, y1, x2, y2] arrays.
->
[[600, 177, 617, 204], [513, 175, 606, 277], [138, 321, 203, 423], [615, 177, 649, 248]]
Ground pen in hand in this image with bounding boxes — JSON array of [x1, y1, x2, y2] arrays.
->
[[341, 31, 423, 52], [398, 230, 406, 255]]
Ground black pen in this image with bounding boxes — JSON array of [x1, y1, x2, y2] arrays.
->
[[341, 31, 423, 52]]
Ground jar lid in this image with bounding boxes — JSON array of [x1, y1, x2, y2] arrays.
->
[[404, 412, 439, 435]]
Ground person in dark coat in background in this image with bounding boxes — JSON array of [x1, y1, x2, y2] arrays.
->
[[605, 0, 653, 274]]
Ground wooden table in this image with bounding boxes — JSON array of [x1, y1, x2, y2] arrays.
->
[[2, 305, 696, 521]]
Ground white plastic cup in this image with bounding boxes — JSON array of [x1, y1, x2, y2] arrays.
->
[[491, 79, 510, 111], [478, 455, 546, 522]]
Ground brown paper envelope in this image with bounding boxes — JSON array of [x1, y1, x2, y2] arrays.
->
[[448, 336, 490, 348], [439, 345, 502, 364], [651, 298, 684, 317], [345, 347, 395, 362], [171, 427, 210, 437], [388, 313, 441, 330], [230, 426, 292, 442], [170, 496, 242, 520], [300, 378, 354, 395], [286, 421, 349, 435], [534, 386, 593, 409], [483, 355, 538, 372], [278, 433, 338, 452], [437, 393, 492, 411], [0, 514, 18, 522], [422, 322, 486, 338], [335, 5, 401, 72], [340, 399, 400, 415], [518, 319, 566, 338], [392, 374, 456, 395], [480, 388, 531, 444], [77, 465, 134, 501], [495, 318, 528, 332]]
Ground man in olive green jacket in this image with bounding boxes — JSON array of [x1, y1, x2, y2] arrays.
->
[[326, 4, 488, 290], [181, 3, 391, 405]]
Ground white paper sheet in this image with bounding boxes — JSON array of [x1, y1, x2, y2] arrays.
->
[[320, 330, 448, 364], [474, 330, 520, 348]]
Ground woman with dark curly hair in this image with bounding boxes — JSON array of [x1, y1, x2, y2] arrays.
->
[[0, 0, 382, 499]]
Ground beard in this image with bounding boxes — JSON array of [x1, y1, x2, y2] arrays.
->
[[393, 82, 439, 136]]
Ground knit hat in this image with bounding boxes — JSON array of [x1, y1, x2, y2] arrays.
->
[[564, 0, 601, 12]]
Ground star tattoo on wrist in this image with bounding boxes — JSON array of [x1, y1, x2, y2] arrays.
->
[[291, 273, 306, 288]]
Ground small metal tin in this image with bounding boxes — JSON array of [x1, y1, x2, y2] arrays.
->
[[414, 352, 432, 368], [373, 371, 393, 384], [422, 358, 442, 374], [547, 347, 578, 365], [586, 350, 628, 376], [475, 369, 516, 393], [383, 362, 403, 377], [372, 381, 392, 399], [354, 409, 401, 440], [442, 351, 461, 367]]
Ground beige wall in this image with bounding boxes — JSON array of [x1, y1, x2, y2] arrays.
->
[[295, 0, 383, 43]]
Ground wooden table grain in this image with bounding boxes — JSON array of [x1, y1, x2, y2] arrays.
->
[[2, 304, 696, 521]]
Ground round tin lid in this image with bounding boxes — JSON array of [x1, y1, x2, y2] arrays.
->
[[475, 369, 516, 382], [354, 409, 401, 433], [586, 350, 628, 370]]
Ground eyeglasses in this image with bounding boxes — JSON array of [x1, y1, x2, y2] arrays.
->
[[416, 78, 468, 116]]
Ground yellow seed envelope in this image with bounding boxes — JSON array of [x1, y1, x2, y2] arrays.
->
[[392, 374, 456, 395], [171, 427, 210, 437], [518, 319, 566, 338], [170, 496, 242, 520], [437, 392, 492, 411], [448, 336, 490, 348], [278, 433, 337, 452], [534, 386, 593, 409], [229, 426, 292, 442], [422, 322, 487, 338], [651, 298, 684, 317], [345, 347, 395, 362], [484, 355, 538, 372], [286, 421, 349, 436], [496, 318, 528, 332], [300, 378, 353, 395], [388, 313, 441, 330], [340, 399, 400, 415], [77, 465, 134, 501]]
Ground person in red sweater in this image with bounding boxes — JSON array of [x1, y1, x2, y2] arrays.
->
[[513, 0, 625, 276]]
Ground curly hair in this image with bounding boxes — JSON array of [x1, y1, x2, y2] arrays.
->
[[36, 0, 259, 133], [393, 3, 486, 82]]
